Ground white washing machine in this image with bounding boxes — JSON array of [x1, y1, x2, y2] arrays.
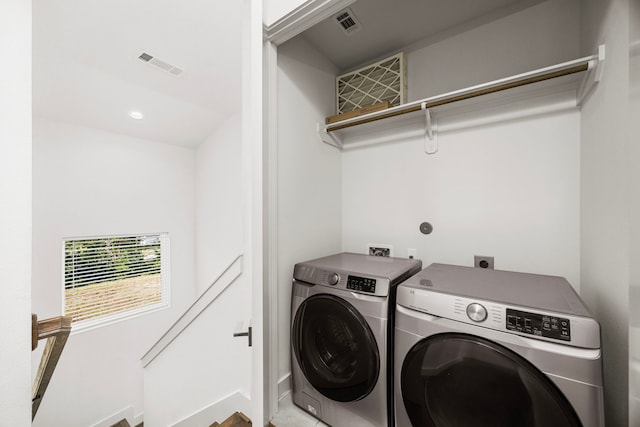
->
[[394, 263, 605, 427], [291, 252, 422, 427]]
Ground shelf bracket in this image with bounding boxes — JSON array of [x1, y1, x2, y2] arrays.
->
[[422, 102, 438, 154], [577, 44, 605, 106], [318, 123, 343, 149]]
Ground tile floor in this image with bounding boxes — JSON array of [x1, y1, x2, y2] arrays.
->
[[270, 392, 329, 427]]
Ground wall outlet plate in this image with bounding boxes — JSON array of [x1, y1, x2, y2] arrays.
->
[[368, 244, 393, 257], [474, 255, 494, 269]]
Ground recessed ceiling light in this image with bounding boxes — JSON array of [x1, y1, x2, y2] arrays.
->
[[129, 111, 144, 120]]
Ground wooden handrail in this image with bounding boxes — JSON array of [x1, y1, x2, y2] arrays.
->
[[35, 315, 72, 340], [32, 314, 72, 420], [32, 313, 38, 351]]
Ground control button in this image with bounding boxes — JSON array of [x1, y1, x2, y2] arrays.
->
[[328, 273, 340, 286], [466, 303, 487, 322]]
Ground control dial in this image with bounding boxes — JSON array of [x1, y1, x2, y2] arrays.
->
[[466, 303, 487, 322], [328, 273, 340, 286]]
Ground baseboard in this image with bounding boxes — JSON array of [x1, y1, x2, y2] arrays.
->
[[278, 373, 291, 401], [90, 406, 136, 427], [171, 391, 250, 427]]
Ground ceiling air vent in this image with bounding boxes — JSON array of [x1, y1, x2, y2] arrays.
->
[[137, 51, 184, 77], [334, 8, 362, 36]]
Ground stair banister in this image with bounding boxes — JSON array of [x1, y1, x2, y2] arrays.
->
[[31, 314, 72, 420], [141, 254, 243, 367]]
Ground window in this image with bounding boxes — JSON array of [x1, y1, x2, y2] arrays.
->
[[63, 233, 170, 330]]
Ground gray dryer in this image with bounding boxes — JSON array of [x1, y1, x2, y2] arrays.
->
[[395, 263, 604, 427]]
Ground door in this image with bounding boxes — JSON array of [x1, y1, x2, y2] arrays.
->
[[243, 0, 264, 424], [292, 294, 380, 402], [400, 333, 582, 427]]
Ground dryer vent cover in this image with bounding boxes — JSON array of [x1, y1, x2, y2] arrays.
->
[[336, 52, 406, 114]]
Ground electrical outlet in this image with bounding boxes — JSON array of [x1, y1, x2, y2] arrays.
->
[[368, 244, 392, 257], [474, 255, 494, 269]]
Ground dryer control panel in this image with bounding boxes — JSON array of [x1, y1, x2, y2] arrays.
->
[[506, 308, 571, 341], [396, 284, 601, 349]]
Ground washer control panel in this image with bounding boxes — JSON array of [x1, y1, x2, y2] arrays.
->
[[293, 264, 391, 296], [466, 303, 487, 322], [328, 273, 340, 286], [506, 308, 571, 341], [346, 275, 377, 293]]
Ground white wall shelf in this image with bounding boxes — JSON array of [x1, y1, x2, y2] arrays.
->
[[318, 46, 605, 152]]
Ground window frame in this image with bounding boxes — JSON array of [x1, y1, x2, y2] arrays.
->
[[61, 232, 171, 333]]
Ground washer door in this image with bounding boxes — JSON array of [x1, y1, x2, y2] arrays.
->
[[401, 333, 582, 427], [292, 294, 380, 402]]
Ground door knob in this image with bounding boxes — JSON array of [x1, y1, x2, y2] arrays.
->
[[233, 327, 252, 347]]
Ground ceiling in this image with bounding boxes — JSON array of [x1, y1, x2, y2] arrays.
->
[[33, 0, 243, 148], [33, 0, 541, 148], [300, 0, 543, 72]]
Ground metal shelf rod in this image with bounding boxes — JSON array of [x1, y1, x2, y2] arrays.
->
[[324, 53, 600, 134]]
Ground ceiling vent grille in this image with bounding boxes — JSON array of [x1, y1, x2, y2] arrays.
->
[[334, 8, 362, 35], [138, 51, 184, 77]]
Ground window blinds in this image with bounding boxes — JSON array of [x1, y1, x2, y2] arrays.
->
[[63, 233, 170, 329]]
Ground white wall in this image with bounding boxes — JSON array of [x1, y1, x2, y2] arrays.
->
[[407, 0, 580, 100], [143, 111, 251, 426], [195, 113, 243, 294], [31, 118, 197, 427], [264, 0, 308, 27], [0, 0, 32, 424], [342, 110, 581, 285], [276, 36, 342, 386], [342, 1, 580, 289], [580, 0, 630, 425], [143, 274, 251, 426], [342, 0, 581, 285]]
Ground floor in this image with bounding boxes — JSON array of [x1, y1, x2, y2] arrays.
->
[[270, 392, 329, 427]]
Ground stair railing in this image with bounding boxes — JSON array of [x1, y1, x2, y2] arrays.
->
[[141, 254, 243, 367], [31, 314, 72, 419]]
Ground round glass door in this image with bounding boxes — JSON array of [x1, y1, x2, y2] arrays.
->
[[292, 294, 379, 402], [400, 333, 582, 427]]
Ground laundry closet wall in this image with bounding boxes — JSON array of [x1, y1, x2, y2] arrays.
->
[[276, 0, 583, 398], [341, 0, 581, 286], [275, 0, 636, 424], [276, 35, 342, 392], [580, 0, 631, 424]]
